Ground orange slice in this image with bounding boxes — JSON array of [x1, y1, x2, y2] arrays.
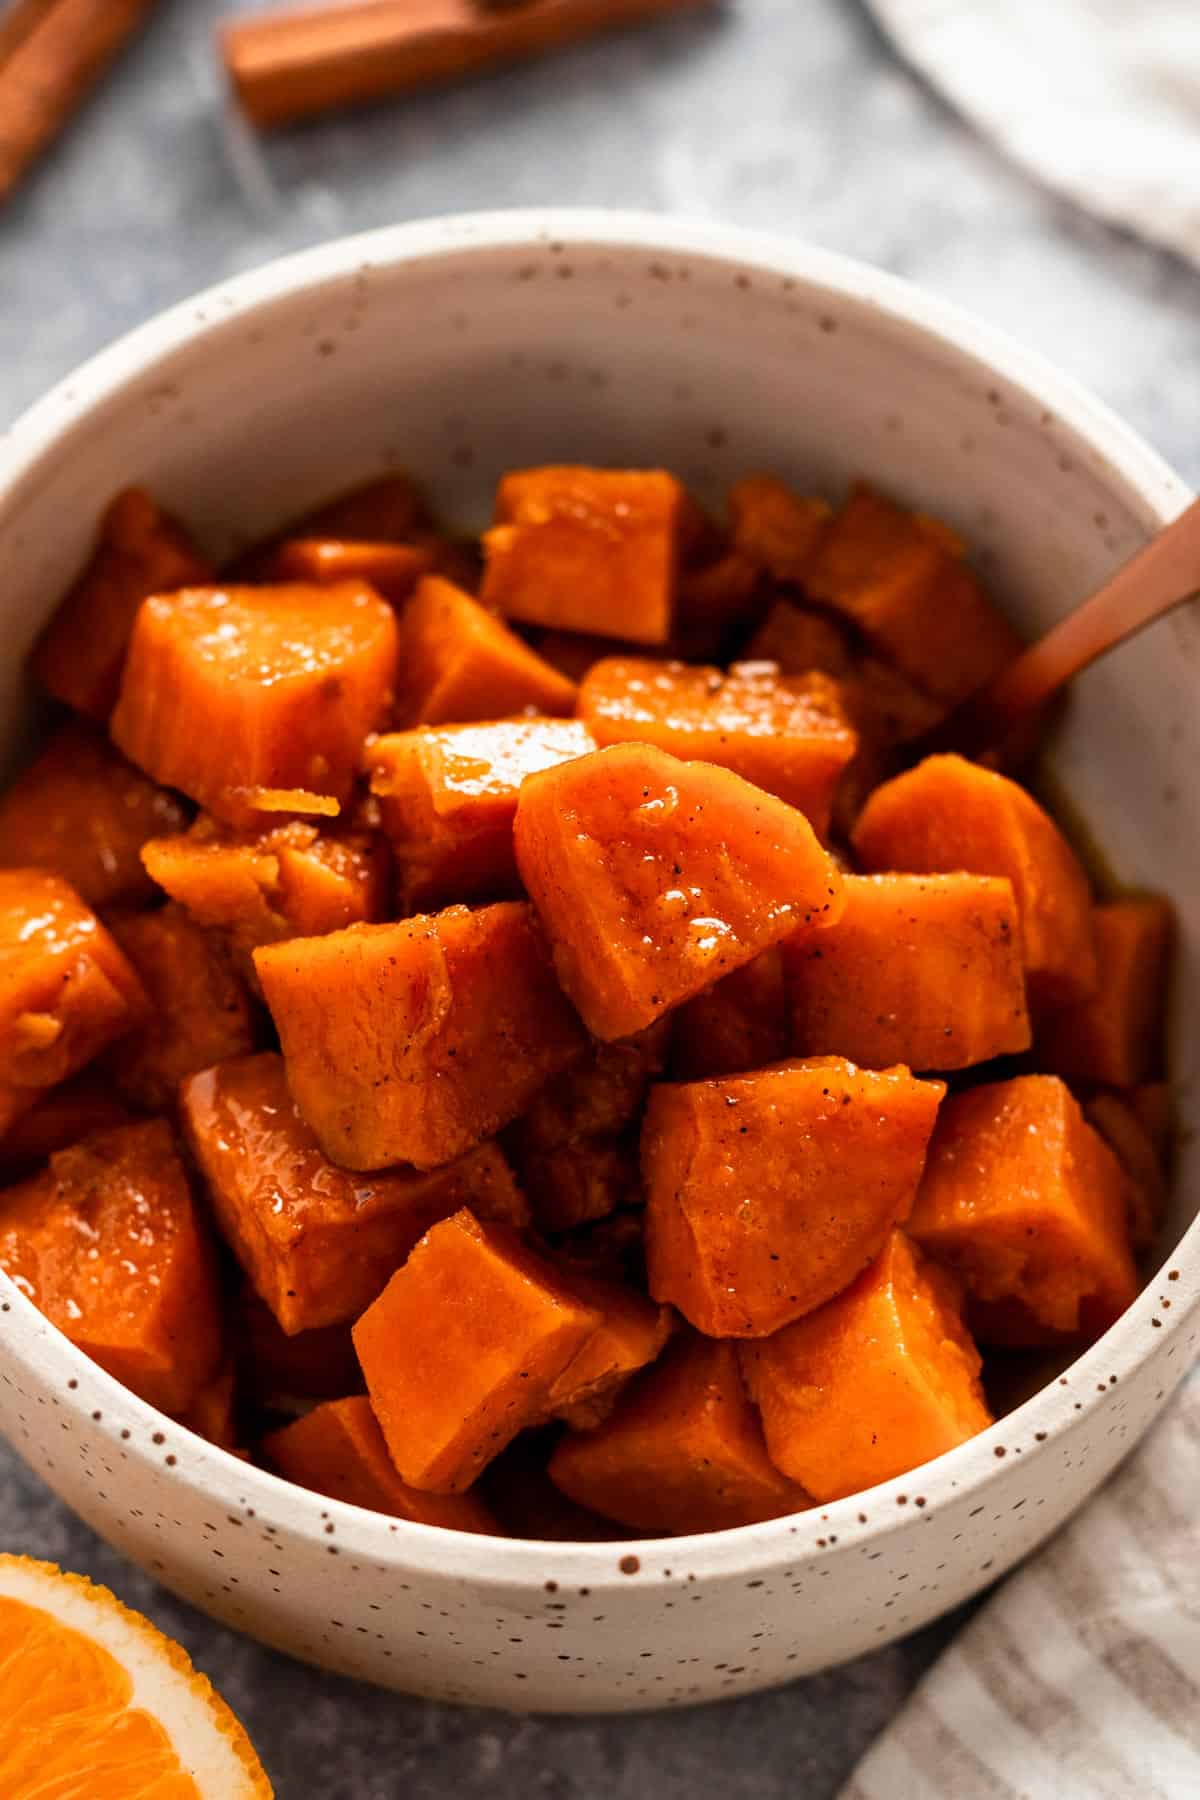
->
[[0, 1554, 272, 1798]]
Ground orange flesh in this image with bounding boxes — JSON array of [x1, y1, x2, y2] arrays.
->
[[670, 947, 789, 1081], [270, 537, 430, 603], [394, 574, 577, 726], [1037, 897, 1173, 1086], [0, 1594, 204, 1800], [727, 476, 831, 584]]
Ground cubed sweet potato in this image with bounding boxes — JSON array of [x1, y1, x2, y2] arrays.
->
[[0, 723, 188, 910], [31, 489, 212, 721], [269, 538, 430, 604], [514, 743, 845, 1041], [744, 598, 855, 675], [176, 1358, 238, 1452], [256, 901, 585, 1171], [353, 1210, 602, 1492], [1037, 898, 1173, 1086], [0, 871, 146, 1133], [852, 754, 1097, 1011], [514, 1139, 642, 1235], [395, 575, 577, 726], [804, 484, 1021, 704], [366, 718, 595, 911], [142, 815, 389, 982], [229, 475, 430, 580], [577, 658, 858, 837], [181, 1051, 528, 1332], [110, 582, 398, 826], [643, 1056, 945, 1337], [728, 477, 831, 585], [785, 873, 1031, 1072], [674, 551, 762, 661], [104, 907, 259, 1110], [740, 1230, 991, 1502], [0, 1119, 222, 1412], [1085, 1093, 1166, 1252], [0, 1073, 133, 1173], [263, 1397, 498, 1532], [235, 1288, 363, 1408], [482, 1433, 632, 1540], [907, 1076, 1138, 1343], [481, 467, 686, 645], [669, 947, 789, 1081], [549, 1334, 808, 1533], [544, 1269, 674, 1430]]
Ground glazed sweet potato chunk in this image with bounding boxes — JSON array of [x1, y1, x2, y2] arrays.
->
[[907, 1077, 1138, 1343], [481, 467, 687, 645], [643, 1057, 945, 1337], [0, 871, 146, 1134], [728, 477, 831, 585], [1085, 1093, 1166, 1252], [804, 484, 1021, 704], [0, 1074, 132, 1173], [104, 907, 259, 1110], [235, 1289, 363, 1407], [142, 814, 388, 981], [670, 948, 789, 1081], [269, 538, 430, 604], [514, 743, 844, 1041], [544, 1269, 674, 1430], [229, 474, 430, 579], [263, 1398, 498, 1532], [577, 658, 858, 837], [1037, 898, 1173, 1086], [0, 1119, 222, 1413], [674, 551, 761, 661], [741, 1231, 991, 1502], [785, 873, 1031, 1072], [110, 581, 398, 826], [31, 488, 212, 721], [0, 723, 188, 910], [366, 718, 595, 910], [181, 1051, 528, 1332], [852, 755, 1097, 1011], [395, 575, 576, 726], [176, 1359, 238, 1452], [744, 598, 855, 675], [256, 902, 586, 1172], [353, 1210, 602, 1492], [549, 1334, 808, 1533]]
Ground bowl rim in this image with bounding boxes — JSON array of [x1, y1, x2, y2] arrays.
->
[[0, 206, 1195, 1591]]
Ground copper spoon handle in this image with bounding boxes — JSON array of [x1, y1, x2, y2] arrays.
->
[[936, 494, 1200, 759]]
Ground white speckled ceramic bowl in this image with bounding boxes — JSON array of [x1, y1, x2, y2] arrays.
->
[[1, 212, 1197, 1714]]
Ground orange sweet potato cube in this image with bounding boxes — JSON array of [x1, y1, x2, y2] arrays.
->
[[0, 1074, 132, 1174], [110, 582, 398, 826], [1085, 1093, 1166, 1252], [514, 743, 845, 1041], [228, 474, 430, 579], [549, 1334, 808, 1533], [176, 1358, 238, 1452], [744, 598, 855, 675], [481, 467, 687, 645], [740, 1231, 991, 1502], [643, 1056, 945, 1337], [670, 947, 789, 1081], [852, 754, 1097, 1011], [269, 538, 430, 604], [728, 477, 831, 584], [577, 658, 858, 838], [366, 718, 595, 911], [804, 484, 1021, 704], [544, 1269, 674, 1430], [514, 1139, 642, 1234], [0, 871, 146, 1134], [673, 551, 761, 661], [0, 1119, 223, 1412], [31, 489, 212, 721], [256, 902, 586, 1171], [907, 1076, 1139, 1343], [263, 1397, 498, 1532], [235, 1289, 363, 1407], [395, 575, 577, 726], [181, 1051, 527, 1332], [0, 723, 188, 911], [143, 814, 388, 984], [353, 1210, 602, 1492], [785, 873, 1031, 1072], [1037, 898, 1173, 1086], [104, 907, 259, 1110]]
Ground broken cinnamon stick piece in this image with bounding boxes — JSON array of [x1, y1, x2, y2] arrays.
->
[[0, 0, 159, 205], [220, 0, 715, 131]]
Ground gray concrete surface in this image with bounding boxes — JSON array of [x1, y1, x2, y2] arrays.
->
[[1, 0, 1197, 1793]]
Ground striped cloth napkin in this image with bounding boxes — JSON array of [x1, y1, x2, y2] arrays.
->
[[863, 0, 1200, 268], [841, 1373, 1200, 1798]]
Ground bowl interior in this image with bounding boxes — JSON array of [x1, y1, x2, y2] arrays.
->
[[2, 216, 1197, 1274]]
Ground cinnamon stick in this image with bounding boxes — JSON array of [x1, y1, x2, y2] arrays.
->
[[220, 0, 716, 130], [0, 0, 159, 204]]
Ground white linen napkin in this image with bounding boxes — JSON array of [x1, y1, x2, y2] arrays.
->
[[863, 0, 1200, 267], [841, 1373, 1200, 1799]]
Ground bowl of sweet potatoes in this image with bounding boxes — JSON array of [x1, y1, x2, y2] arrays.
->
[[0, 210, 1196, 1713]]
